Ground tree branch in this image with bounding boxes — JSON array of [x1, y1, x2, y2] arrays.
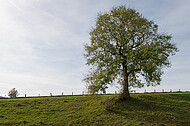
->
[[110, 32, 123, 56], [131, 34, 145, 49], [128, 68, 141, 75]]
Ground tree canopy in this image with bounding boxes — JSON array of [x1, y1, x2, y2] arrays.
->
[[8, 88, 19, 98], [84, 6, 178, 99]]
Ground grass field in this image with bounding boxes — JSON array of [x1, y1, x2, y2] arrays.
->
[[0, 92, 190, 125]]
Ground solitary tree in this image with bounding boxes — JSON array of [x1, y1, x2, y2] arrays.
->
[[84, 6, 178, 100], [8, 88, 19, 98]]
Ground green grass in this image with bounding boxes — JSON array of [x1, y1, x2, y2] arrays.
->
[[0, 92, 190, 125]]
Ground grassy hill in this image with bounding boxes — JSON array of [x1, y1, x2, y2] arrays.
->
[[0, 92, 190, 125]]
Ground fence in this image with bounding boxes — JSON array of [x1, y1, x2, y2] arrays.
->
[[22, 89, 190, 98], [1, 89, 190, 99]]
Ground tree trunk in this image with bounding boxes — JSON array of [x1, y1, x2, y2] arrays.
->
[[121, 62, 130, 100]]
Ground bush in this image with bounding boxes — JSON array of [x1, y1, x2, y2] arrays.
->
[[8, 88, 19, 98]]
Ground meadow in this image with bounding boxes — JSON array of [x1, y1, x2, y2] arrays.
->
[[0, 92, 190, 125]]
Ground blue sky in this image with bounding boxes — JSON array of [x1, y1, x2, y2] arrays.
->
[[0, 0, 189, 96]]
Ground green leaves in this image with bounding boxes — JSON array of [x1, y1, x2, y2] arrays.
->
[[84, 5, 178, 94]]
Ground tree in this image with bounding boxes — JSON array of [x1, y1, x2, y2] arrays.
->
[[8, 88, 19, 98], [84, 6, 178, 100]]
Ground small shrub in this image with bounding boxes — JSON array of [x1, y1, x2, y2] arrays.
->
[[8, 88, 19, 98]]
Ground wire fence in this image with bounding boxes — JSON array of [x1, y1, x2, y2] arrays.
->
[[1, 89, 190, 99]]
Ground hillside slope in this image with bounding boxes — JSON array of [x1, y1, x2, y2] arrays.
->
[[0, 92, 190, 125]]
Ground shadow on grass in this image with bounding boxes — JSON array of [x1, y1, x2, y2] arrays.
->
[[111, 97, 156, 113], [107, 94, 190, 125]]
